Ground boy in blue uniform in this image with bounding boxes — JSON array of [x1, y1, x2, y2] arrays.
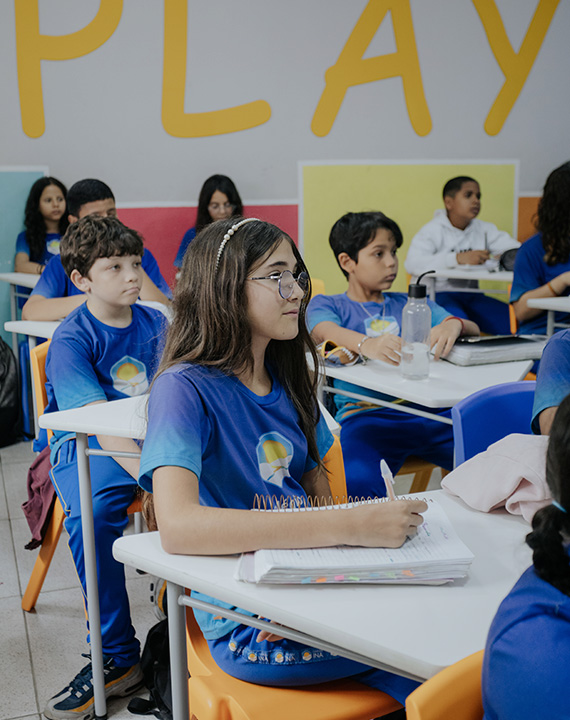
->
[[307, 211, 479, 496], [23, 178, 171, 321], [43, 216, 166, 720]]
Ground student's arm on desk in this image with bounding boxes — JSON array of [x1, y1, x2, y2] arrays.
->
[[311, 321, 402, 365], [85, 400, 141, 479], [512, 271, 570, 323], [430, 317, 480, 360], [153, 466, 427, 556], [140, 271, 171, 306], [15, 252, 43, 275], [22, 293, 86, 321]]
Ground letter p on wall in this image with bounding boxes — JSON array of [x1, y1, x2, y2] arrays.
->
[[15, 0, 123, 138]]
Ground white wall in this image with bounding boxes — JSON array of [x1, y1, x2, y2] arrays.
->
[[1, 0, 567, 203]]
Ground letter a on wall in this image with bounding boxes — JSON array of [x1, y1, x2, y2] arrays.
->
[[311, 0, 431, 137], [15, 0, 123, 138]]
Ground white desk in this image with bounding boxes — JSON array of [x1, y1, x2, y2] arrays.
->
[[427, 269, 513, 301], [527, 297, 570, 336], [0, 272, 40, 355], [321, 357, 533, 425], [114, 491, 531, 720]]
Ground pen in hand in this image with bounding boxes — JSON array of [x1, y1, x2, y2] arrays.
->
[[380, 459, 397, 501]]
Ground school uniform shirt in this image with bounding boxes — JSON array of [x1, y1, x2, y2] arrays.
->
[[30, 250, 173, 300], [45, 302, 165, 462], [139, 362, 334, 639], [174, 227, 196, 268], [482, 562, 570, 720], [510, 232, 570, 335], [531, 329, 570, 433], [404, 210, 518, 292], [306, 292, 449, 421], [16, 230, 61, 264]]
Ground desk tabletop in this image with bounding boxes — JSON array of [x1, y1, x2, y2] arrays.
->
[[430, 268, 513, 283], [322, 357, 532, 408], [527, 297, 570, 312], [4, 320, 60, 338], [0, 271, 39, 289], [39, 394, 148, 438], [114, 491, 530, 681]]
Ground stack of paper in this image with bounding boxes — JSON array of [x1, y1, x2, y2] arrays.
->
[[236, 499, 474, 585], [444, 334, 546, 366]]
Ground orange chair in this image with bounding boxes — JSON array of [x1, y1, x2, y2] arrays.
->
[[183, 437, 403, 719], [22, 340, 142, 613], [406, 650, 484, 720]]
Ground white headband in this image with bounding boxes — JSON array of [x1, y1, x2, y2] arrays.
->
[[215, 218, 260, 271]]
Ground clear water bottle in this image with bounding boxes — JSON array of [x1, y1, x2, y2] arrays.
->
[[401, 271, 434, 380]]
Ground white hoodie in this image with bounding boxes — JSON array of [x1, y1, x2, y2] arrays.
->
[[404, 209, 519, 292]]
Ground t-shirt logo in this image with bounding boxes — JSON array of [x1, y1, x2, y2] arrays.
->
[[47, 238, 60, 255], [110, 355, 149, 397], [364, 315, 399, 337], [256, 432, 294, 488]]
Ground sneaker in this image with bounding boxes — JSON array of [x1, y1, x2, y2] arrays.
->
[[43, 653, 144, 720], [149, 576, 167, 620]]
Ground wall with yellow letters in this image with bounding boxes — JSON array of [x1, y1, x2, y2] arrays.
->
[[0, 0, 566, 269]]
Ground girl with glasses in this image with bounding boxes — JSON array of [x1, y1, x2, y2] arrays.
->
[[174, 174, 243, 269], [140, 217, 426, 705]]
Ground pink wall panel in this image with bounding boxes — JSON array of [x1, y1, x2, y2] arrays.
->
[[117, 204, 298, 287]]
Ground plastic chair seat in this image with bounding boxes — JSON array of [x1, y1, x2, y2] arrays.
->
[[185, 607, 402, 720], [406, 650, 483, 720]]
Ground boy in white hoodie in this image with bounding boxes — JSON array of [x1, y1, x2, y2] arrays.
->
[[405, 176, 519, 334]]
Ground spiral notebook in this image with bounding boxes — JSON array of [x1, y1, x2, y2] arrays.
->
[[235, 496, 474, 586]]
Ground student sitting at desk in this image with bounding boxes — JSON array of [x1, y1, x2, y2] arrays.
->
[[139, 217, 427, 707], [15, 176, 69, 275], [511, 160, 570, 335], [405, 176, 518, 334], [307, 211, 479, 496], [174, 174, 243, 269], [482, 393, 570, 720], [42, 216, 165, 720], [22, 178, 171, 321], [531, 328, 570, 435]]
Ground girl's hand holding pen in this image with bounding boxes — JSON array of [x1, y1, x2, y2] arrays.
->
[[345, 499, 427, 548]]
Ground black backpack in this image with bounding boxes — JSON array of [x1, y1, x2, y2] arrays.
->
[[128, 619, 173, 720], [0, 337, 22, 447]]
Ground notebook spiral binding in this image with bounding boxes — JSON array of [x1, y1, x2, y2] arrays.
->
[[252, 493, 394, 511]]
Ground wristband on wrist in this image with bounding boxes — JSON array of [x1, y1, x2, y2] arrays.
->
[[444, 315, 465, 335], [547, 280, 559, 296], [357, 335, 372, 363]]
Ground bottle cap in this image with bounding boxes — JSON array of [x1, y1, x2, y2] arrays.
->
[[408, 270, 435, 298]]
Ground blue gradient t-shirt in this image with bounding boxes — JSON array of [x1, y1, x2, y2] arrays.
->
[[531, 329, 570, 433], [45, 303, 165, 461], [139, 363, 334, 638], [306, 292, 450, 421]]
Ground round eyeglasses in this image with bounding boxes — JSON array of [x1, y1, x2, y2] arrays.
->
[[248, 270, 310, 299]]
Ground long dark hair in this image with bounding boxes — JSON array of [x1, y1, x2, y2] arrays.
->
[[158, 218, 323, 470], [537, 161, 570, 265], [24, 176, 69, 262], [526, 393, 570, 595], [195, 175, 243, 233]]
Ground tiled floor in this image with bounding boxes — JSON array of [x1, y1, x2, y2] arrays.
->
[[0, 439, 443, 720], [0, 441, 156, 720]]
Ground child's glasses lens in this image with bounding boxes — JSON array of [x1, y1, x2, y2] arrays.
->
[[279, 271, 309, 299]]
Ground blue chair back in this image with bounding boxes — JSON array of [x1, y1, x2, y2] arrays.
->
[[452, 381, 536, 466]]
